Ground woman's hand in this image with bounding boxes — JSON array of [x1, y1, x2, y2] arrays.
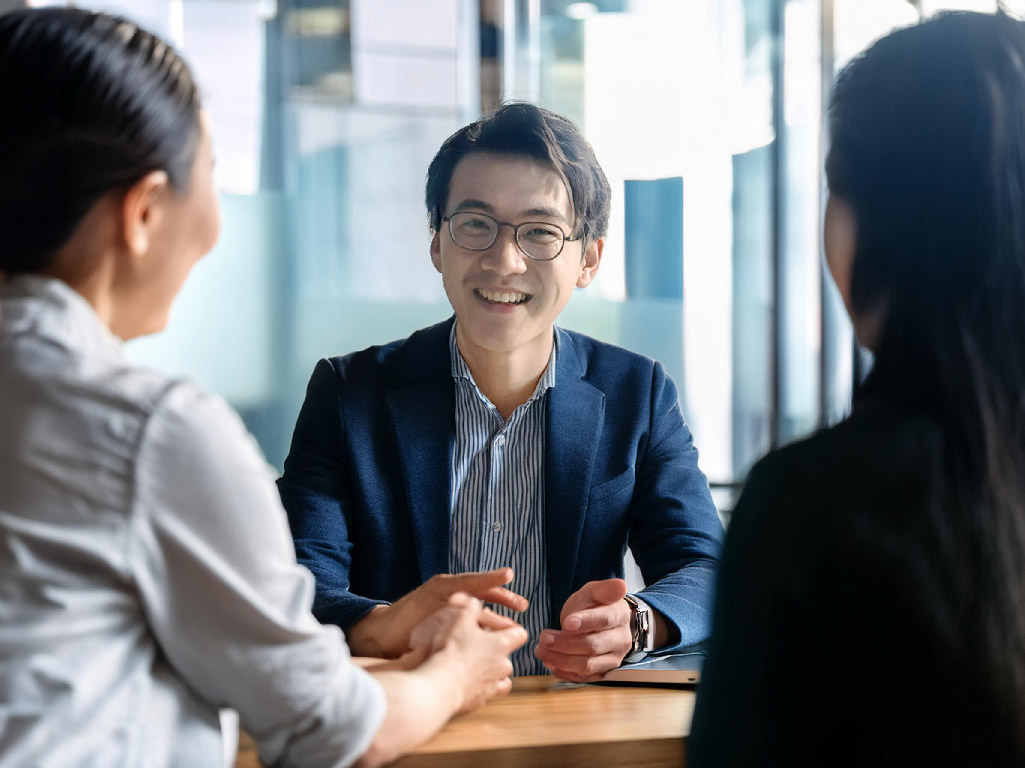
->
[[356, 593, 528, 767], [415, 592, 528, 713], [410, 592, 522, 652], [347, 568, 527, 658]]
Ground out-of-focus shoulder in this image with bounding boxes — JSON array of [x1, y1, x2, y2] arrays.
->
[[757, 403, 943, 482], [736, 401, 946, 535], [144, 380, 269, 474]]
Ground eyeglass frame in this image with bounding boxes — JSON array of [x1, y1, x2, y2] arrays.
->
[[441, 211, 584, 261]]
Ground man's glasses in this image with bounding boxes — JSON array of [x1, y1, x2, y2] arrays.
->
[[443, 211, 581, 261]]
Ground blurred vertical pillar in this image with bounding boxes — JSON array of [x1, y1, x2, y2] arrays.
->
[[623, 177, 685, 396], [480, 0, 540, 111]]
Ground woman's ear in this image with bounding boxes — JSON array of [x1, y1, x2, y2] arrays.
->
[[824, 194, 857, 311], [824, 194, 885, 349], [121, 170, 170, 260]]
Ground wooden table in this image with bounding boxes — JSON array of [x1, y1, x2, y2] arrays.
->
[[236, 676, 694, 768]]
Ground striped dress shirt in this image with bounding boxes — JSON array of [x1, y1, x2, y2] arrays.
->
[[448, 325, 554, 676]]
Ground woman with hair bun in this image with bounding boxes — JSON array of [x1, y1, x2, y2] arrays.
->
[[691, 11, 1025, 767], [0, 8, 525, 767]]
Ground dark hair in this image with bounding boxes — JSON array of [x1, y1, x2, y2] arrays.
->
[[425, 102, 611, 244], [827, 10, 1025, 754], [0, 8, 201, 274]]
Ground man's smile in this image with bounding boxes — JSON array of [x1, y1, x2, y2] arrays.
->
[[474, 288, 532, 305]]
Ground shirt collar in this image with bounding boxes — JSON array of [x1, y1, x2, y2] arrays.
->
[[0, 274, 125, 360], [449, 322, 558, 407]]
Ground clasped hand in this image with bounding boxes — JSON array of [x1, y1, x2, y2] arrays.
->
[[533, 578, 634, 683]]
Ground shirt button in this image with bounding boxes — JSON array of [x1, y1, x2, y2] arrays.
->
[[492, 521, 502, 532]]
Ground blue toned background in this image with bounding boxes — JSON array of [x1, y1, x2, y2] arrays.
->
[[22, 0, 1001, 509]]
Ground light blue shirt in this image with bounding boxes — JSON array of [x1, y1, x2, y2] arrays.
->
[[448, 324, 554, 676], [0, 276, 385, 767]]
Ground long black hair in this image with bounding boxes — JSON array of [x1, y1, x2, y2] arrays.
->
[[827, 10, 1025, 752], [0, 8, 200, 274]]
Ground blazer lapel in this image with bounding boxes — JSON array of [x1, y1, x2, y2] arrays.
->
[[545, 329, 605, 624], [386, 320, 456, 583]]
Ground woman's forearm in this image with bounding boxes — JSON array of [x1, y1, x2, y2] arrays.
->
[[355, 660, 462, 767]]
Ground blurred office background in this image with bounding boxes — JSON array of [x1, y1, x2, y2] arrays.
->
[[5, 0, 1009, 513]]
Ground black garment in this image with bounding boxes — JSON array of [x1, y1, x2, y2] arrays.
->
[[689, 396, 1020, 767]]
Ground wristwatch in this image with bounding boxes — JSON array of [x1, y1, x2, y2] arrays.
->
[[622, 594, 654, 663]]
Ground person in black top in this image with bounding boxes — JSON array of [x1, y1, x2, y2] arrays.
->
[[690, 11, 1025, 767]]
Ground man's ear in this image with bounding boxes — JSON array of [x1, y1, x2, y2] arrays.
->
[[121, 170, 170, 260], [576, 237, 603, 288], [430, 230, 443, 273]]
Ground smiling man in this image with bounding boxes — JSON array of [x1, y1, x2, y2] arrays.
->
[[278, 103, 724, 680]]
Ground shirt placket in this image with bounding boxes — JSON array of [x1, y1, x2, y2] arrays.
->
[[479, 415, 511, 572]]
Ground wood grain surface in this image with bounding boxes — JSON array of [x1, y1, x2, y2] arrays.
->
[[235, 676, 694, 768]]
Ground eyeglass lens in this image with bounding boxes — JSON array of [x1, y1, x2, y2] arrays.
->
[[448, 212, 563, 260]]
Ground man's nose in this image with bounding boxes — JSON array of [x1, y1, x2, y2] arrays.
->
[[480, 226, 527, 275]]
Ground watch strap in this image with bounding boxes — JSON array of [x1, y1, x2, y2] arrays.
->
[[623, 593, 652, 663]]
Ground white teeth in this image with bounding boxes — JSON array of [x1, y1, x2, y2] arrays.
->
[[478, 289, 527, 304]]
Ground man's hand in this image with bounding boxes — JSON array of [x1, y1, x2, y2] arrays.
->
[[533, 578, 633, 683], [347, 567, 528, 658]]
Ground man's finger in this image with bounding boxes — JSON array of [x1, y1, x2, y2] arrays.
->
[[586, 578, 629, 606], [562, 602, 630, 634], [545, 667, 609, 685], [448, 567, 515, 592], [535, 646, 623, 679], [536, 628, 630, 657], [559, 578, 628, 621], [438, 570, 527, 610], [479, 585, 528, 612]]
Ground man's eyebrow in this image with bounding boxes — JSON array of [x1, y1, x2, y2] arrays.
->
[[450, 200, 572, 226], [523, 207, 571, 225], [451, 199, 495, 213]]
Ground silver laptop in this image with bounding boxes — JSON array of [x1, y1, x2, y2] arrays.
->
[[602, 652, 704, 685]]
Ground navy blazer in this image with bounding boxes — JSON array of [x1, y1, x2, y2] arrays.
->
[[278, 318, 724, 654]]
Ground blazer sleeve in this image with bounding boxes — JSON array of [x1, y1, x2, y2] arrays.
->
[[629, 362, 725, 653], [277, 358, 387, 630]]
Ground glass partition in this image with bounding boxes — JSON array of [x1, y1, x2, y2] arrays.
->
[[17, 0, 1012, 491], [536, 0, 833, 496]]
